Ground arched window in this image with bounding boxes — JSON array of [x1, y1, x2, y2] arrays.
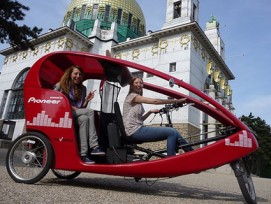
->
[[173, 1, 182, 19], [5, 68, 30, 119]]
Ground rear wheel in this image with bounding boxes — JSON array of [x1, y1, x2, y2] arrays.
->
[[231, 158, 257, 204], [52, 169, 81, 180], [6, 132, 53, 184]]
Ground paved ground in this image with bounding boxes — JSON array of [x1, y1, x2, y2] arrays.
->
[[1, 147, 271, 204]]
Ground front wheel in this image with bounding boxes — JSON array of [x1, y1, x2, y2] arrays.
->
[[6, 132, 54, 184], [51, 169, 81, 180], [230, 158, 257, 204]]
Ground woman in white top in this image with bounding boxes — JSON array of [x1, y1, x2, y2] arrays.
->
[[123, 77, 192, 156]]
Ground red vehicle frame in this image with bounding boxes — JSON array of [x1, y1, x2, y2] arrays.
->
[[6, 51, 258, 204]]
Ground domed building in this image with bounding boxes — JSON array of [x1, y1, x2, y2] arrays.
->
[[63, 0, 146, 42], [0, 0, 234, 156]]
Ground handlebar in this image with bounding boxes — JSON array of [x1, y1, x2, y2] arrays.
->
[[159, 103, 183, 114], [159, 102, 194, 114]]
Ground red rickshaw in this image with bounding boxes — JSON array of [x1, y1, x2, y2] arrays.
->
[[6, 51, 258, 204]]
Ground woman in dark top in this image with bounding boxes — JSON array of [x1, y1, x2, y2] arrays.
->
[[54, 65, 105, 164]]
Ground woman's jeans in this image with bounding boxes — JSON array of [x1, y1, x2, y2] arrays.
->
[[130, 126, 188, 156], [73, 108, 98, 156]]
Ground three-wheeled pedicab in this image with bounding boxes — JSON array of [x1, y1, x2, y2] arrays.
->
[[6, 51, 258, 204]]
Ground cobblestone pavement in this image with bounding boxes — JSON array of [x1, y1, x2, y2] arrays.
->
[[1, 148, 270, 204]]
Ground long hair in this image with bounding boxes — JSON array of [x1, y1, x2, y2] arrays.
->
[[59, 65, 84, 101], [128, 77, 143, 96]]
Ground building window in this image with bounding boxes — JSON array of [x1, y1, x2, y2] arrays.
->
[[192, 3, 197, 20], [6, 91, 24, 119], [80, 5, 86, 20], [92, 4, 98, 20], [71, 7, 76, 20], [128, 13, 133, 28], [0, 90, 8, 118], [173, 1, 182, 19], [5, 68, 29, 119], [131, 71, 143, 78], [169, 62, 177, 72], [136, 19, 140, 34], [105, 5, 110, 22], [117, 8, 122, 24]]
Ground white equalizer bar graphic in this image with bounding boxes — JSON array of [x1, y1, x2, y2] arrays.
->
[[225, 130, 252, 148], [27, 111, 72, 128]]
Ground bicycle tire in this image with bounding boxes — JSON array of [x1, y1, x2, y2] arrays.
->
[[6, 132, 54, 184], [231, 158, 257, 204]]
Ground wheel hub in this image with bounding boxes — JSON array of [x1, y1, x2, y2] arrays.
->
[[22, 151, 37, 164]]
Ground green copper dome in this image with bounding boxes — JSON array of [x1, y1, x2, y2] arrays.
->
[[63, 0, 146, 42]]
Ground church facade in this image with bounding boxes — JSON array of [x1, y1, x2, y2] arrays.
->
[[0, 0, 235, 143]]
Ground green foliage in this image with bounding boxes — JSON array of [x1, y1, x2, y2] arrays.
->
[[240, 113, 271, 178], [0, 0, 42, 50]]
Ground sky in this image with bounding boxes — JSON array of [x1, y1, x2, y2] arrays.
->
[[0, 0, 270, 125]]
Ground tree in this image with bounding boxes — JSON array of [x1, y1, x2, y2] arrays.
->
[[240, 113, 271, 178], [0, 0, 42, 50]]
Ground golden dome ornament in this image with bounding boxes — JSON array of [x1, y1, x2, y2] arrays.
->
[[115, 53, 122, 59], [220, 78, 227, 90], [214, 69, 221, 83], [22, 51, 28, 59], [44, 42, 51, 53], [180, 34, 190, 45], [193, 37, 199, 51], [159, 40, 168, 53], [151, 44, 159, 56], [3, 57, 8, 65], [206, 60, 213, 75], [132, 49, 140, 59], [65, 38, 74, 50], [225, 84, 232, 96], [58, 38, 65, 49], [32, 47, 39, 56], [201, 48, 206, 61]]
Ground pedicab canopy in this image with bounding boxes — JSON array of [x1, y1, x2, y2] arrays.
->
[[24, 51, 254, 130], [24, 51, 132, 90]]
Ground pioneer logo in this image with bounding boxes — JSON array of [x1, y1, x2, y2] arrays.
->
[[28, 97, 61, 104]]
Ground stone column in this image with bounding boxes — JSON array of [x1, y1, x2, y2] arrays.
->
[[215, 91, 233, 174], [207, 84, 216, 138], [228, 95, 235, 114], [216, 91, 223, 105]]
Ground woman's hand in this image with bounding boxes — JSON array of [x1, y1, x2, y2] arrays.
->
[[72, 106, 78, 110], [150, 109, 160, 114], [142, 109, 160, 121], [176, 98, 187, 104], [85, 90, 96, 102]]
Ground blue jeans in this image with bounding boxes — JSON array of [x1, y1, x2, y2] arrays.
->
[[130, 126, 188, 156]]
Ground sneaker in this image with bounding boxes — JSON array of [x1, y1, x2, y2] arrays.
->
[[90, 146, 106, 156], [182, 146, 194, 152], [132, 157, 141, 162], [81, 156, 95, 164]]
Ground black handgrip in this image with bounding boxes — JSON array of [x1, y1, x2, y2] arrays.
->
[[159, 103, 183, 114]]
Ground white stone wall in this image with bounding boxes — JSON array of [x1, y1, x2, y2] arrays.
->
[[0, 0, 232, 141], [0, 31, 91, 140], [110, 31, 207, 127], [163, 0, 199, 29]]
